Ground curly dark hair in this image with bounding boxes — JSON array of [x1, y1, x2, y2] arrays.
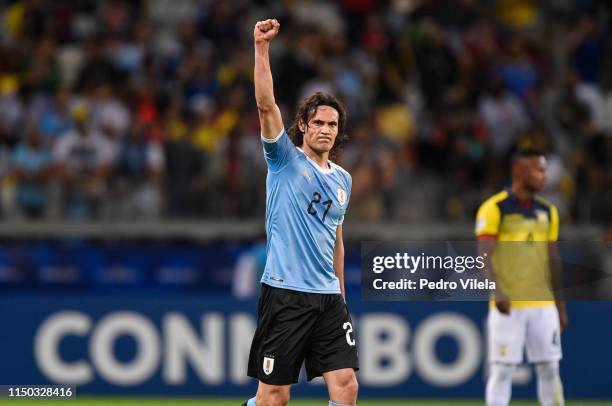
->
[[287, 92, 348, 160]]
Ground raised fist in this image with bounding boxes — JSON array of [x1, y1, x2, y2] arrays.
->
[[254, 19, 280, 44]]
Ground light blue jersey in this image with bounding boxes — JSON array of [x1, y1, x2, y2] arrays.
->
[[260, 129, 352, 294]]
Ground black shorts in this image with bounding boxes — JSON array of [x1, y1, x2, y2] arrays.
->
[[247, 283, 359, 385]]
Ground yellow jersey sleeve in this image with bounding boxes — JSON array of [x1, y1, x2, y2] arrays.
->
[[475, 200, 501, 237], [548, 205, 559, 242]]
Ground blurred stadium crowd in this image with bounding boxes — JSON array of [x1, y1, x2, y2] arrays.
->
[[0, 0, 610, 224]]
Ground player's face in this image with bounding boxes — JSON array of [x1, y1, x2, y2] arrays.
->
[[300, 106, 339, 154], [524, 156, 547, 192]]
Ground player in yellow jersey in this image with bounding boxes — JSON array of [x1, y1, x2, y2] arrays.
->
[[476, 149, 567, 406]]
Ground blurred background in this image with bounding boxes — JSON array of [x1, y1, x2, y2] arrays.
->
[[0, 0, 610, 403]]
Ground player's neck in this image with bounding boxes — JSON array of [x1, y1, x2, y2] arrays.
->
[[511, 184, 533, 203], [302, 143, 330, 170]]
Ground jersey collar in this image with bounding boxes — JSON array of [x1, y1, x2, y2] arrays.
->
[[297, 147, 335, 174], [507, 189, 533, 208]]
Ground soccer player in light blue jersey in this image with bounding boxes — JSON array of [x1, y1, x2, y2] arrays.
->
[[243, 19, 359, 406]]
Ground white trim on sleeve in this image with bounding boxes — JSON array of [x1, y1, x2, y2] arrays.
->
[[261, 128, 285, 143]]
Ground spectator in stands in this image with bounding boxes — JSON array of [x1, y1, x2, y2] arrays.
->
[[0, 81, 23, 149], [38, 88, 74, 139], [181, 51, 220, 110], [414, 20, 457, 108], [341, 119, 398, 220], [478, 76, 529, 157], [53, 104, 115, 218], [112, 120, 164, 218], [570, 13, 608, 85], [12, 126, 53, 218], [77, 36, 123, 92], [0, 146, 12, 217], [89, 83, 131, 138], [164, 117, 209, 218], [217, 118, 265, 218], [497, 33, 539, 100], [22, 36, 60, 94]]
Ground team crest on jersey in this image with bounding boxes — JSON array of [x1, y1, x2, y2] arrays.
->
[[263, 355, 275, 375], [337, 188, 346, 206]]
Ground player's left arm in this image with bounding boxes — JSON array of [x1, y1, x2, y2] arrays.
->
[[334, 223, 346, 301], [548, 205, 568, 332]]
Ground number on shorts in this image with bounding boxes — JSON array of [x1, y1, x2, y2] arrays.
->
[[343, 322, 355, 346]]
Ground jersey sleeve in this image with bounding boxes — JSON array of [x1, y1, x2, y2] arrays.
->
[[475, 200, 501, 237], [261, 128, 296, 172], [548, 205, 559, 242]]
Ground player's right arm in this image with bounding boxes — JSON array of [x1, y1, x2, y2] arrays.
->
[[253, 19, 283, 140], [476, 200, 510, 314]]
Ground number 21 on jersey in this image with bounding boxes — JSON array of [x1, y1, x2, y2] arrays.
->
[[307, 191, 333, 222]]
